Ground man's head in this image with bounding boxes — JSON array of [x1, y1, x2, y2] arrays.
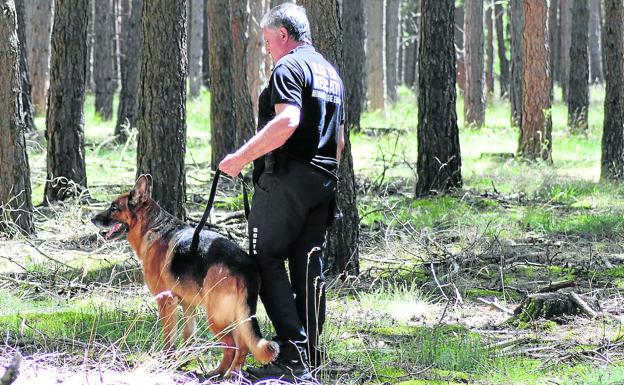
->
[[261, 3, 311, 62]]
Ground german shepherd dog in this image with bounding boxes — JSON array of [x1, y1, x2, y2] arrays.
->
[[91, 175, 278, 377]]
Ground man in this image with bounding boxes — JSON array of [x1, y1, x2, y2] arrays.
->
[[218, 3, 345, 381]]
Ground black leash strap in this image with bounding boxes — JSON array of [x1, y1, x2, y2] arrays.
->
[[190, 169, 250, 255]]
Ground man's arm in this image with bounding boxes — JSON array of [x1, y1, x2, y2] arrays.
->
[[219, 103, 300, 177], [336, 124, 345, 165]]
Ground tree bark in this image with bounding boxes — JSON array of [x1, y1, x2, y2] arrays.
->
[[137, 0, 187, 219], [230, 0, 255, 145], [385, 0, 400, 103], [600, 0, 624, 180], [343, 0, 365, 132], [416, 0, 462, 196], [0, 0, 35, 235], [559, 0, 572, 101], [27, 0, 53, 115], [365, 0, 387, 112], [114, 0, 142, 141], [495, 0, 510, 97], [208, 0, 237, 169], [510, 0, 523, 127], [485, 1, 494, 95], [567, 0, 589, 131], [464, 0, 485, 127], [188, 0, 203, 99], [518, 0, 552, 162], [548, 0, 560, 90], [94, 0, 114, 120], [300, 0, 360, 277], [45, 0, 89, 202], [14, 0, 35, 132], [588, 0, 603, 84]]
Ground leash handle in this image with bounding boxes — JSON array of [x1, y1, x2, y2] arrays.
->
[[190, 169, 250, 255]]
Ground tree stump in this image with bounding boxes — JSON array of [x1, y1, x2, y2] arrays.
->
[[513, 291, 600, 322]]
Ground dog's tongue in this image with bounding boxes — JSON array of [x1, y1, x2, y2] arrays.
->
[[106, 223, 122, 239]]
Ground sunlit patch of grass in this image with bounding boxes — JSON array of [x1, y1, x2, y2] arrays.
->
[[357, 280, 438, 324]]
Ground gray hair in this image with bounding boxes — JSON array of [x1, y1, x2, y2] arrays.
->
[[260, 3, 312, 44]]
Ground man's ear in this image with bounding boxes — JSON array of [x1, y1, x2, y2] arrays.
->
[[279, 26, 289, 42], [130, 174, 152, 205]]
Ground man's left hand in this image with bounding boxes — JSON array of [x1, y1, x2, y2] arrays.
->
[[219, 153, 247, 177]]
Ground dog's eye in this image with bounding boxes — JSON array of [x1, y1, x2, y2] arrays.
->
[[111, 203, 119, 211]]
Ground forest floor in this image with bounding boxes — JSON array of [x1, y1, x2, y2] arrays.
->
[[0, 88, 623, 384]]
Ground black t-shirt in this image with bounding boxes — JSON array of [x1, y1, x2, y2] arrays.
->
[[257, 45, 344, 178]]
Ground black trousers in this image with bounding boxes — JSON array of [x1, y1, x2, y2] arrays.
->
[[248, 160, 336, 362]]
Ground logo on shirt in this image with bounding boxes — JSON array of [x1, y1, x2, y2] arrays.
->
[[310, 62, 342, 104]]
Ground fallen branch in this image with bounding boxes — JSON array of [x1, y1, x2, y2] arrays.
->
[[537, 279, 576, 293], [0, 351, 21, 385], [476, 297, 514, 315], [568, 291, 598, 318]]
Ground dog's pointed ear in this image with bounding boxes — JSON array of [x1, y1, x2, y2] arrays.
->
[[130, 174, 152, 205]]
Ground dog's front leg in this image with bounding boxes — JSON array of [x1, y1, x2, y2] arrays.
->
[[155, 291, 180, 351]]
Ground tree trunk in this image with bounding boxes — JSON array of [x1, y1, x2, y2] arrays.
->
[[25, 0, 52, 116], [518, 0, 552, 162], [86, 0, 95, 92], [230, 0, 255, 145], [495, 0, 510, 97], [114, 0, 142, 141], [548, 0, 560, 90], [588, 0, 604, 84], [45, 0, 89, 202], [510, 0, 523, 127], [559, 0, 571, 101], [247, 0, 266, 122], [385, 0, 400, 103], [137, 0, 187, 219], [366, 0, 387, 112], [15, 0, 36, 132], [0, 0, 35, 235], [464, 0, 485, 127], [202, 0, 210, 89], [455, 3, 465, 92], [402, 0, 419, 90], [567, 0, 589, 131], [188, 0, 203, 99], [94, 0, 114, 120], [485, 1, 494, 95], [600, 0, 624, 180], [300, 0, 360, 277], [112, 0, 120, 92], [208, 0, 237, 169], [416, 0, 462, 196], [343, 0, 365, 132]]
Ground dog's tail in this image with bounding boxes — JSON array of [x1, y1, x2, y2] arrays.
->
[[239, 317, 280, 363]]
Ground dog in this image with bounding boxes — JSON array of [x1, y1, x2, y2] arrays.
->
[[91, 175, 278, 378]]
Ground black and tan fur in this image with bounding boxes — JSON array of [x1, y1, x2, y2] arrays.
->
[[91, 175, 278, 377]]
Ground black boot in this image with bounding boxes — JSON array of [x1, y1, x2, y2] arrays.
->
[[246, 340, 313, 382]]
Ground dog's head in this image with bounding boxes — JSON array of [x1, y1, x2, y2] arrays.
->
[[91, 175, 153, 240]]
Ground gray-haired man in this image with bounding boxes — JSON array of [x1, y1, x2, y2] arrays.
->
[[219, 3, 345, 382]]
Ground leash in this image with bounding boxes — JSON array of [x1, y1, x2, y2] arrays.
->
[[190, 169, 250, 255]]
